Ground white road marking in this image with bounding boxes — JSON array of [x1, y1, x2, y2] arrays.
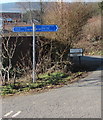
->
[[4, 111, 13, 117], [12, 111, 21, 118]]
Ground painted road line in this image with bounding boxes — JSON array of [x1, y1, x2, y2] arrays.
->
[[4, 111, 13, 117], [12, 111, 21, 118]]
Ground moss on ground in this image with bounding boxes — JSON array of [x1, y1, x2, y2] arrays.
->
[[1, 71, 85, 96]]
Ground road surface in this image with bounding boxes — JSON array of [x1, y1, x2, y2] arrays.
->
[[1, 56, 103, 118]]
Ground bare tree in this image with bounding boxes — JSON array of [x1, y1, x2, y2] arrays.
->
[[1, 33, 19, 85], [16, 50, 32, 83], [43, 2, 94, 57]]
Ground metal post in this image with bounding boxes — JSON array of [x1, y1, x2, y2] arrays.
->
[[33, 23, 35, 83], [79, 56, 81, 65]]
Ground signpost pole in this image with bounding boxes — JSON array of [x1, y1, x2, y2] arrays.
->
[[33, 23, 35, 83], [79, 56, 81, 65]]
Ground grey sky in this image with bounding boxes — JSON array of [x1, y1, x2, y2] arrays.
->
[[0, 0, 101, 4]]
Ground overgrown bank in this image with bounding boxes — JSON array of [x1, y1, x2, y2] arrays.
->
[[1, 63, 99, 96], [0, 71, 86, 96]]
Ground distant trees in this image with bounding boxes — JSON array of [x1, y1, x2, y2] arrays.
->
[[83, 16, 101, 42], [98, 1, 103, 10], [22, 10, 41, 23], [16, 2, 46, 24]]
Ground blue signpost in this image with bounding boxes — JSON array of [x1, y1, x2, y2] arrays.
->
[[13, 26, 33, 32], [13, 25, 58, 32], [12, 24, 59, 83], [35, 25, 58, 32]]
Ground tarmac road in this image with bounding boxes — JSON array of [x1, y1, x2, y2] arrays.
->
[[1, 56, 103, 118]]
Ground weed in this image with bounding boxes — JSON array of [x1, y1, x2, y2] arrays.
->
[[1, 71, 84, 96], [1, 85, 16, 95]]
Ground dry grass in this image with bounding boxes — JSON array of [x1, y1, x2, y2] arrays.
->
[[74, 16, 101, 55], [83, 16, 101, 41]]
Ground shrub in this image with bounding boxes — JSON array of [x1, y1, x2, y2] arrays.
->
[[83, 16, 101, 42]]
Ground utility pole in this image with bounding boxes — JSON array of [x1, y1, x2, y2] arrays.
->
[[60, 0, 63, 25], [40, 0, 43, 24], [28, 2, 32, 24], [32, 23, 35, 83], [57, 0, 63, 24]]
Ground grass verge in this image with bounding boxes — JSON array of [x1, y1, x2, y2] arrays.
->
[[0, 71, 87, 96]]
